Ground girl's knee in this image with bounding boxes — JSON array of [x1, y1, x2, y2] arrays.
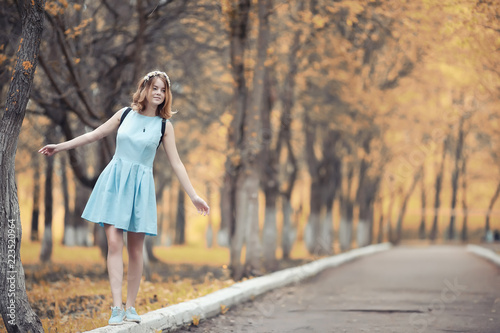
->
[[107, 235, 124, 254], [105, 226, 124, 254], [127, 244, 144, 260]]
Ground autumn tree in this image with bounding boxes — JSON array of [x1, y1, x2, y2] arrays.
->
[[0, 0, 45, 331]]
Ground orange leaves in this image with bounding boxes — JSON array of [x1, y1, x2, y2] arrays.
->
[[312, 15, 328, 29], [22, 61, 33, 71], [25, 260, 235, 330], [0, 53, 7, 66], [220, 304, 229, 314], [45, 1, 64, 16], [65, 18, 93, 39]]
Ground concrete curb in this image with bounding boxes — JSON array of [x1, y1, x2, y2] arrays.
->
[[466, 244, 500, 266], [85, 242, 392, 333]]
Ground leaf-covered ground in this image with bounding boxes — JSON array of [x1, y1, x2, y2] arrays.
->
[[1, 241, 311, 332]]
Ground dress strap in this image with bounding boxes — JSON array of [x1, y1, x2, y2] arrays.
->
[[158, 118, 167, 148], [120, 107, 132, 126]]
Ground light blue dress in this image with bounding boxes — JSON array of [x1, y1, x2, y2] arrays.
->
[[82, 108, 169, 236]]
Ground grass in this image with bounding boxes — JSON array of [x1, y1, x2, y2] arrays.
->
[[4, 240, 314, 332]]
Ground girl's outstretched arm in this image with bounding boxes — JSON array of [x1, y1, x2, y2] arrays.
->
[[38, 109, 123, 156], [161, 121, 210, 216]]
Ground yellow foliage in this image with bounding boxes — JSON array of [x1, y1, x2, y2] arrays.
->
[[19, 242, 235, 331], [192, 315, 200, 326], [312, 15, 327, 29], [0, 54, 7, 66], [220, 304, 229, 314], [65, 18, 94, 39], [45, 1, 64, 16], [22, 61, 33, 70]]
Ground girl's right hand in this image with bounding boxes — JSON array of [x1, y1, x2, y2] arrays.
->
[[38, 144, 59, 156]]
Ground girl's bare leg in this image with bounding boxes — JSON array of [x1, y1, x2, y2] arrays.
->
[[125, 232, 145, 308], [105, 225, 125, 308]]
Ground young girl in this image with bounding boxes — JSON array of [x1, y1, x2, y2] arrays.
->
[[38, 70, 210, 325]]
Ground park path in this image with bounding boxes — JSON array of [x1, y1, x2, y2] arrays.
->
[[172, 245, 500, 333]]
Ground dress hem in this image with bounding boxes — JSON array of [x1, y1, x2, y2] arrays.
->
[[83, 217, 157, 237]]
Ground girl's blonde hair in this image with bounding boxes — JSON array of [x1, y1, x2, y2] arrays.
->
[[131, 70, 174, 119]]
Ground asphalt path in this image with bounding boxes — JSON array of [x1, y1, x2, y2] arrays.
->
[[171, 245, 500, 333]]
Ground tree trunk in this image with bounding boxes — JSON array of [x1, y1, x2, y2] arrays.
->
[[229, 0, 272, 279], [65, 175, 91, 247], [239, 169, 262, 276], [226, 0, 251, 280], [142, 242, 152, 282], [261, 69, 279, 271], [484, 181, 500, 241], [339, 195, 354, 251], [318, 131, 341, 255], [357, 175, 379, 248], [218, 174, 233, 247], [94, 226, 108, 260], [319, 206, 334, 255], [61, 154, 73, 246], [205, 182, 213, 248], [0, 1, 45, 331], [395, 169, 421, 244], [376, 200, 384, 244], [305, 181, 322, 254], [339, 163, 355, 251], [262, 191, 278, 271], [40, 140, 54, 263], [30, 154, 41, 242], [448, 118, 464, 240], [357, 199, 374, 248], [460, 157, 468, 242], [145, 235, 158, 263], [279, 26, 300, 260], [281, 196, 295, 259], [386, 188, 396, 243], [429, 138, 447, 242], [418, 165, 426, 239], [174, 186, 185, 245]]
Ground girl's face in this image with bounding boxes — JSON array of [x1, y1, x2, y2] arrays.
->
[[146, 77, 166, 107]]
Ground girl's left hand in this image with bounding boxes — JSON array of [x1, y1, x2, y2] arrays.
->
[[191, 195, 210, 216]]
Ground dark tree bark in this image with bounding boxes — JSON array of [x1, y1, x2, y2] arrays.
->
[[71, 182, 91, 246], [356, 137, 380, 248], [261, 70, 279, 271], [174, 186, 185, 245], [460, 157, 468, 241], [448, 117, 465, 240], [357, 176, 380, 247], [225, 0, 251, 280], [386, 186, 397, 243], [484, 181, 500, 240], [418, 165, 427, 239], [40, 130, 54, 263], [280, 29, 300, 260], [94, 226, 108, 261], [303, 117, 341, 255], [339, 162, 355, 251], [395, 168, 422, 244], [60, 154, 72, 246], [30, 154, 41, 242], [205, 182, 213, 248], [376, 197, 385, 244], [0, 0, 45, 331], [430, 137, 448, 241], [240, 0, 272, 277]]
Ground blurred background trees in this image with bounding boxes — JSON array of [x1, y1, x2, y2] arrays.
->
[[1, 0, 499, 279]]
